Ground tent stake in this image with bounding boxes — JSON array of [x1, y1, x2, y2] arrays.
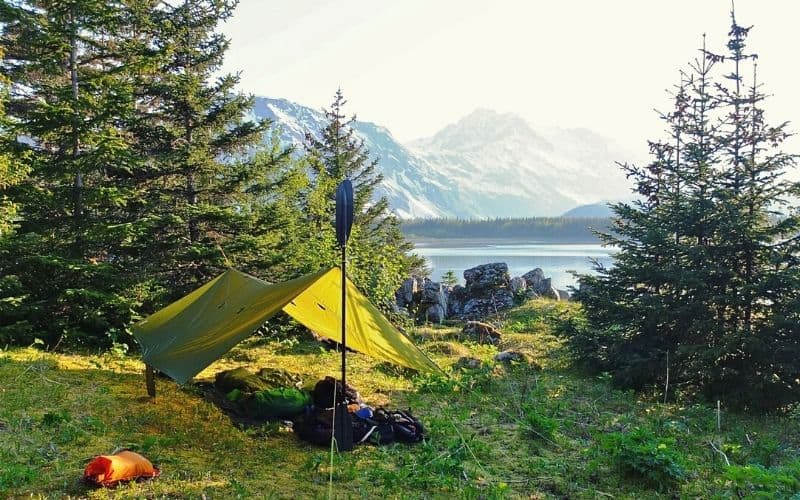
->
[[145, 364, 156, 398]]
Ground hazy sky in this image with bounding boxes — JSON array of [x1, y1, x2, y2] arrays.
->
[[219, 0, 800, 157]]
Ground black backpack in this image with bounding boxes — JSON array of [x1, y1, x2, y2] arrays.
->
[[312, 377, 363, 408], [386, 409, 425, 443], [294, 407, 353, 450], [352, 411, 395, 445]]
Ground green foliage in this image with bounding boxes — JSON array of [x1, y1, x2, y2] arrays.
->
[[722, 460, 800, 498], [0, 463, 36, 490], [521, 404, 557, 440], [601, 428, 687, 491], [568, 11, 800, 410], [0, 0, 148, 347], [0, 45, 28, 239], [298, 90, 417, 311], [0, 0, 284, 348], [441, 270, 458, 287], [1, 301, 800, 497]]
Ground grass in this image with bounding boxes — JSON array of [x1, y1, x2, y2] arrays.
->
[[0, 298, 798, 498]]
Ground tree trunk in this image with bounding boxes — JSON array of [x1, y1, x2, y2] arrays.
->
[[70, 13, 83, 249]]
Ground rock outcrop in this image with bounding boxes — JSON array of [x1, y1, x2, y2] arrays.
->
[[455, 263, 515, 318], [396, 263, 568, 322], [395, 276, 449, 324]]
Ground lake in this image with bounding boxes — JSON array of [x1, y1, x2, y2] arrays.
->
[[411, 240, 614, 290]]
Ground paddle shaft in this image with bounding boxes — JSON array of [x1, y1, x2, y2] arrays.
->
[[341, 245, 347, 399]]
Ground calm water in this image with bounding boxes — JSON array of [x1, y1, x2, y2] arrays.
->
[[411, 241, 614, 290]]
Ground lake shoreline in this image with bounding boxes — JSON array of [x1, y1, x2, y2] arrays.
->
[[409, 240, 613, 289], [409, 237, 604, 248]]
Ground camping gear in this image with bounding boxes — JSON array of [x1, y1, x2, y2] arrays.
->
[[352, 407, 395, 445], [256, 367, 303, 389], [132, 267, 442, 389], [83, 450, 160, 487], [294, 408, 336, 446], [334, 404, 354, 451], [299, 406, 425, 446], [384, 409, 425, 443], [215, 367, 303, 395], [312, 376, 363, 409], [293, 407, 355, 450], [244, 387, 312, 419], [215, 367, 270, 394]]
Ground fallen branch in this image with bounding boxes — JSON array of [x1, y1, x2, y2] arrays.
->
[[709, 440, 730, 466]]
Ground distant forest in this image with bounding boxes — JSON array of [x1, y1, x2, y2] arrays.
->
[[400, 217, 611, 242]]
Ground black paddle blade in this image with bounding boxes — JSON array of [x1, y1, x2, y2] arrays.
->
[[335, 179, 354, 248], [333, 404, 354, 452]]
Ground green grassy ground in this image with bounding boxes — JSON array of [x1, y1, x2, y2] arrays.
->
[[1, 299, 798, 498]]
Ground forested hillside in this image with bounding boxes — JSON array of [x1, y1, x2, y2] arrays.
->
[[0, 1, 415, 349], [401, 217, 610, 242]]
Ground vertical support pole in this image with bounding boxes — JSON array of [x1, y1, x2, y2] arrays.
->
[[145, 364, 156, 398], [341, 247, 347, 394]]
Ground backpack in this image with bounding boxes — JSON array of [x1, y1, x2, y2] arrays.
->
[[294, 407, 354, 450], [352, 408, 395, 445], [384, 409, 425, 443], [312, 377, 363, 408]]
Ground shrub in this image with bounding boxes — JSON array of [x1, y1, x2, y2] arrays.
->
[[601, 428, 687, 491], [522, 404, 557, 441], [723, 460, 800, 497]]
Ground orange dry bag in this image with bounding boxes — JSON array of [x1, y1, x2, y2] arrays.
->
[[84, 450, 160, 487]]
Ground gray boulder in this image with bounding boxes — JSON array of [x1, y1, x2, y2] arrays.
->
[[425, 303, 446, 324], [522, 268, 546, 292], [395, 277, 420, 308], [453, 357, 483, 370], [542, 285, 560, 301], [494, 350, 542, 370], [421, 280, 447, 311], [464, 263, 510, 292], [522, 268, 563, 299], [461, 288, 515, 318], [557, 289, 571, 301], [510, 276, 527, 294], [448, 285, 467, 317]]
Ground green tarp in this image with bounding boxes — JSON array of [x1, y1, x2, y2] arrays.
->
[[132, 267, 441, 384]]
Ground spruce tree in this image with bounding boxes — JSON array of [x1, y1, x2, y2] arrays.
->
[[126, 0, 269, 301], [301, 90, 418, 309], [703, 11, 800, 406], [0, 0, 145, 346], [0, 46, 28, 237], [569, 11, 800, 409]]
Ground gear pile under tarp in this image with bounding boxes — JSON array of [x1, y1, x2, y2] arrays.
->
[[132, 267, 442, 385]]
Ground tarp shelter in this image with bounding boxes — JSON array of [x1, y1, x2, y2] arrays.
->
[[132, 267, 442, 385]]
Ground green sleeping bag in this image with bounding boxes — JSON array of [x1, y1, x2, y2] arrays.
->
[[243, 388, 312, 418]]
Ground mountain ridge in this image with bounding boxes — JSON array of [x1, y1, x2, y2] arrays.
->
[[252, 96, 634, 218]]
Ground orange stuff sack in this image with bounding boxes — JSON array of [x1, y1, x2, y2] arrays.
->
[[84, 450, 160, 487]]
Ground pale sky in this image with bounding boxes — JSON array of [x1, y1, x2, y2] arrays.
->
[[219, 0, 800, 158]]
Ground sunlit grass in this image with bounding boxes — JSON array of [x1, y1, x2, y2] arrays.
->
[[1, 298, 798, 498]]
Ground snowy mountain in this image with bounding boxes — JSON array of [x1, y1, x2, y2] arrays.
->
[[252, 97, 634, 218], [252, 97, 456, 218]]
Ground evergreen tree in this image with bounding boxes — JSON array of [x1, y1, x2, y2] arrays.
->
[[567, 11, 800, 410], [0, 45, 28, 237], [126, 0, 269, 301], [703, 11, 800, 406], [0, 0, 147, 346], [301, 90, 419, 309]]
